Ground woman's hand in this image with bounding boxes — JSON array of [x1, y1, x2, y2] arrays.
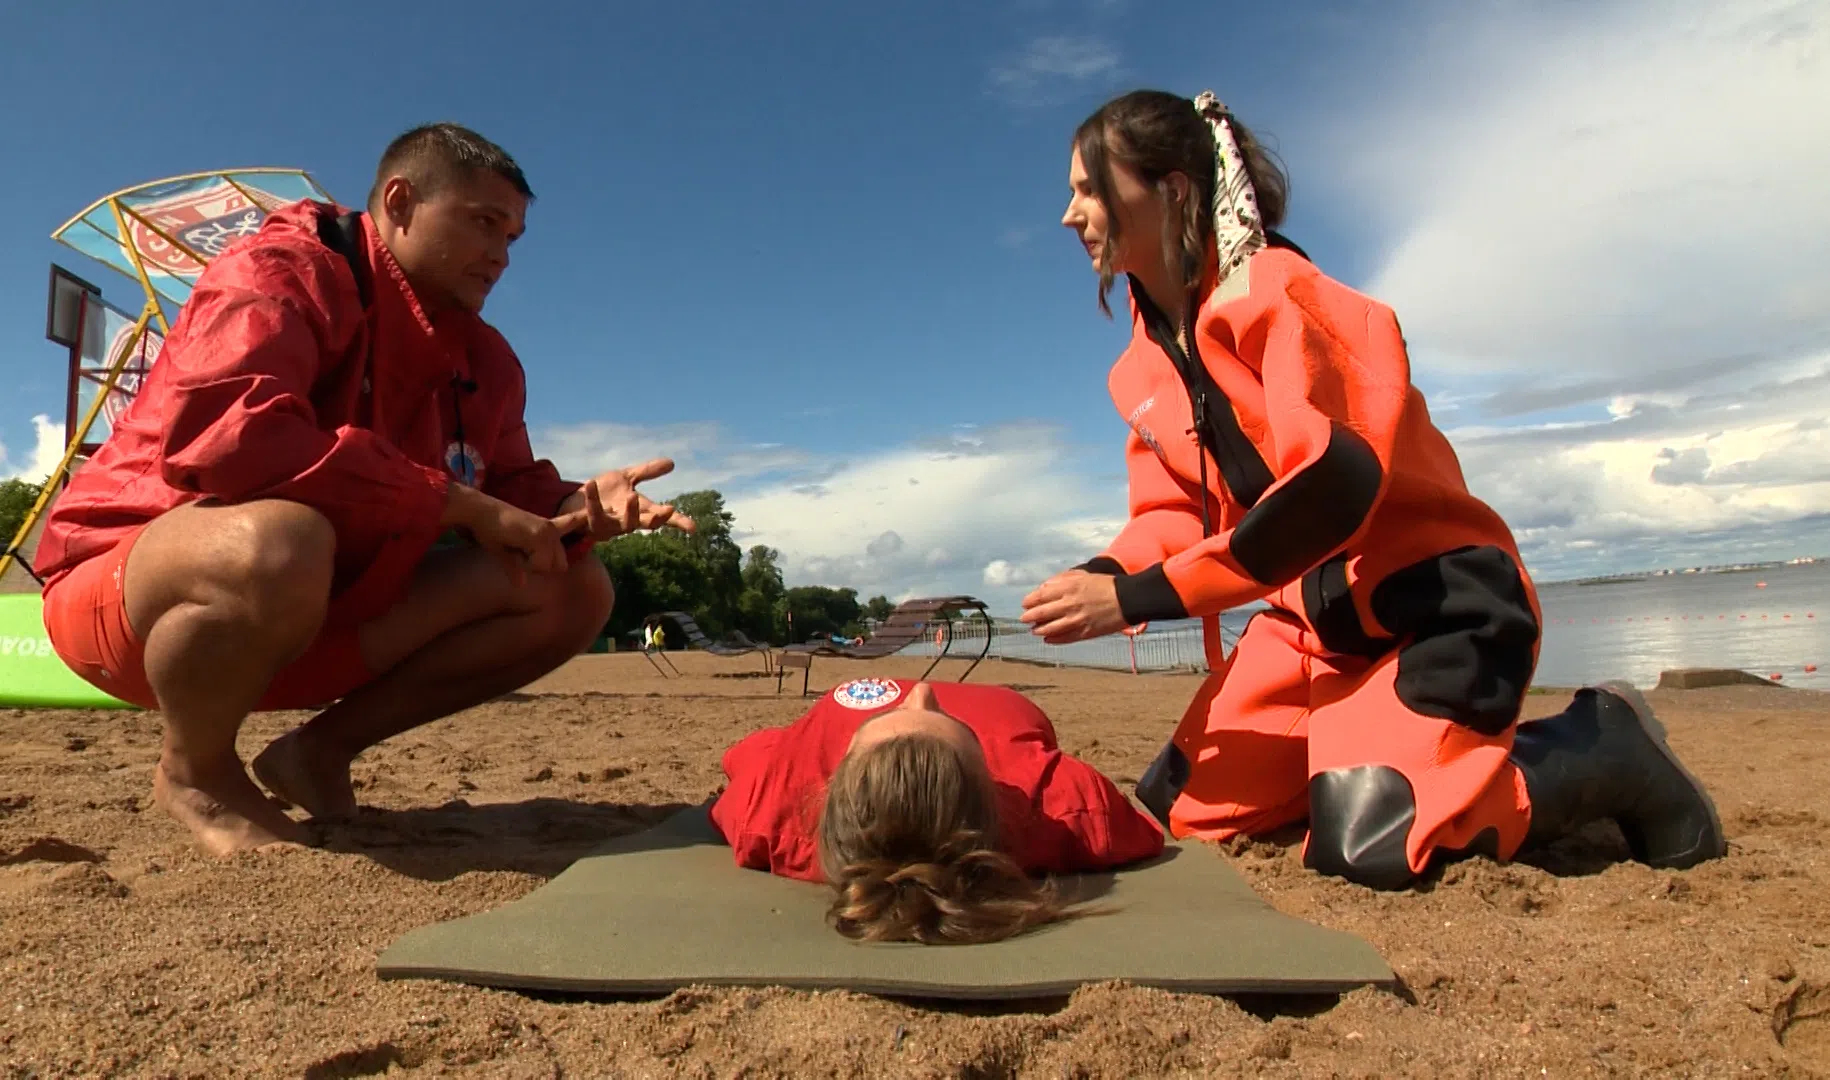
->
[[1019, 570, 1128, 644]]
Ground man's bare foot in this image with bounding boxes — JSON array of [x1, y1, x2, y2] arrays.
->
[[251, 730, 359, 821], [151, 756, 307, 857]]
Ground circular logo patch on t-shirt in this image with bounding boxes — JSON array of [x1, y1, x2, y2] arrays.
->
[[443, 441, 484, 487], [831, 678, 902, 710]]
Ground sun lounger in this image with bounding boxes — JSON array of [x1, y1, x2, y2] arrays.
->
[[776, 595, 992, 696], [655, 611, 775, 675], [623, 629, 681, 677]]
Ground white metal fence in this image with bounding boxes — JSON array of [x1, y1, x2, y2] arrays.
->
[[899, 616, 1226, 673]]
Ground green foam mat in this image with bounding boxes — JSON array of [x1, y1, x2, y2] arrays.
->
[[377, 806, 1393, 1000]]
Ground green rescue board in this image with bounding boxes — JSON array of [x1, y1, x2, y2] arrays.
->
[[0, 593, 137, 709]]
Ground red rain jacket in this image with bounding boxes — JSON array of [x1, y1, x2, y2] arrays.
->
[[710, 678, 1165, 882], [35, 201, 580, 623]]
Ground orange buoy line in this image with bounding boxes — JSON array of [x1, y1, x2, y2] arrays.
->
[[1543, 611, 1817, 624]]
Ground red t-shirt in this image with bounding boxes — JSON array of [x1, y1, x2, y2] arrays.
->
[[708, 678, 1165, 882]]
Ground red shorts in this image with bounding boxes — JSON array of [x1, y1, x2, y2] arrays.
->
[[41, 525, 375, 712]]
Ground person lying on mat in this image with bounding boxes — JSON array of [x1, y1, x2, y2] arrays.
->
[[1021, 87, 1725, 889], [709, 678, 1164, 944], [32, 123, 692, 856]]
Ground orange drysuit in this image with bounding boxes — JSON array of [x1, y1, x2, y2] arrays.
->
[[1083, 237, 1542, 889]]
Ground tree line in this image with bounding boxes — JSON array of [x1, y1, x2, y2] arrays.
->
[[0, 479, 41, 562], [595, 490, 894, 646], [1, 480, 883, 646]]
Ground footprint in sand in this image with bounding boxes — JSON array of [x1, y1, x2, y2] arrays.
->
[[0, 837, 128, 900], [1772, 977, 1830, 1069], [0, 836, 102, 866]]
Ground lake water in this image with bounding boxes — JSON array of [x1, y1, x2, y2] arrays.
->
[[923, 561, 1830, 690], [1533, 561, 1829, 690]]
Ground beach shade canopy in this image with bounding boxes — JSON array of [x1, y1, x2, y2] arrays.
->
[[0, 169, 338, 589], [51, 168, 332, 317]]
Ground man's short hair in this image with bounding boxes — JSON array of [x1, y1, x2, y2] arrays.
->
[[366, 123, 534, 212]]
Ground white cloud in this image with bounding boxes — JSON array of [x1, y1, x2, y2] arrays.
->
[[989, 36, 1120, 106], [532, 419, 1123, 613], [1444, 352, 1830, 578], [528, 350, 1830, 594], [0, 416, 67, 486], [532, 420, 815, 500], [726, 423, 1121, 611], [982, 556, 1065, 590], [1295, 0, 1830, 577], [1350, 0, 1830, 380], [982, 559, 1020, 588], [998, 226, 1036, 250]]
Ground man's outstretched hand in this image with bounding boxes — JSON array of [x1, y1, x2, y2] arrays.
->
[[555, 458, 698, 544], [443, 459, 697, 588]]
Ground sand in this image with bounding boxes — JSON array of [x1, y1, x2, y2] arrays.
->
[[2, 651, 1827, 1078]]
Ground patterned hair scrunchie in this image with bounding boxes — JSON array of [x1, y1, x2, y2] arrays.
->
[[1194, 91, 1266, 293]]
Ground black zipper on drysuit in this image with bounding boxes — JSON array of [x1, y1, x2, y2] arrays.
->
[[1132, 287, 1216, 540], [1130, 274, 1284, 540]]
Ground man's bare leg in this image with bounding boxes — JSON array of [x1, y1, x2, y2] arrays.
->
[[251, 547, 613, 819], [123, 500, 338, 856]]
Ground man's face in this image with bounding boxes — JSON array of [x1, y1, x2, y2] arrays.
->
[[381, 169, 527, 315]]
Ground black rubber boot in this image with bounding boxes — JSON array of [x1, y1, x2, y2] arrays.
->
[[1510, 681, 1726, 869]]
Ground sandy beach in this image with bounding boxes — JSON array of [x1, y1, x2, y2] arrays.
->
[[2, 651, 1827, 1078]]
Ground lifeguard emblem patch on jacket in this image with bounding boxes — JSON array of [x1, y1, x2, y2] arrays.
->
[[832, 678, 901, 710]]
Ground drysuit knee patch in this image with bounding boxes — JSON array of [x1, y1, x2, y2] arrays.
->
[[1305, 765, 1419, 890]]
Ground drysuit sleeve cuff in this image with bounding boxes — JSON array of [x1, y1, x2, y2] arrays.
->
[[1074, 556, 1126, 576], [1113, 563, 1188, 625]]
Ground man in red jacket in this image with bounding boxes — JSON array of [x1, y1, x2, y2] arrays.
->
[[35, 124, 691, 855]]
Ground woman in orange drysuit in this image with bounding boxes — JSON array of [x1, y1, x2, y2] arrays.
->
[[1020, 89, 1726, 889]]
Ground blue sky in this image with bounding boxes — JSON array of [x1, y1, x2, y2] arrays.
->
[[3, 0, 1826, 611]]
